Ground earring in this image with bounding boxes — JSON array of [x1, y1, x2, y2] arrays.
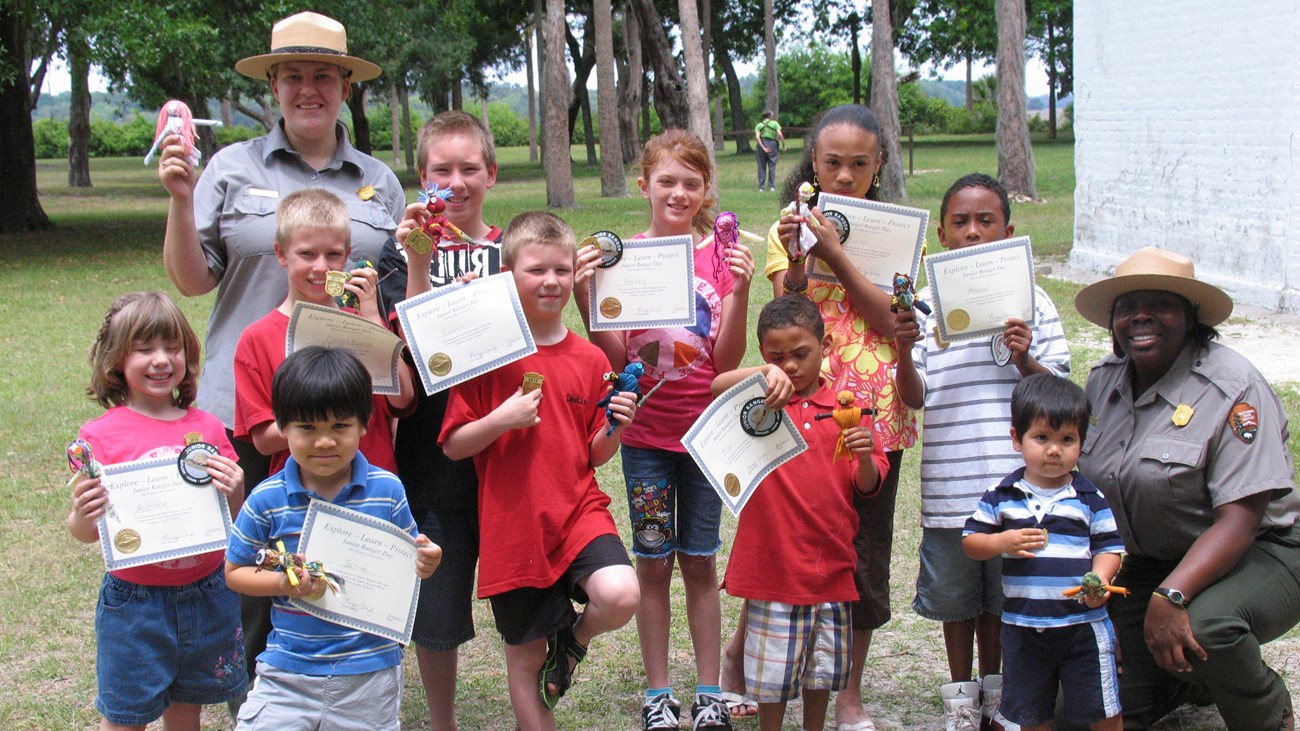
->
[[873, 173, 880, 188], [812, 173, 820, 190]]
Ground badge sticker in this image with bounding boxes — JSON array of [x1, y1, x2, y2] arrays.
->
[[739, 397, 782, 437], [1228, 402, 1259, 443], [823, 209, 850, 243], [521, 372, 544, 394], [990, 333, 1012, 366], [933, 325, 950, 350], [357, 185, 376, 201], [404, 228, 434, 255], [1172, 404, 1194, 428], [324, 270, 348, 297], [178, 442, 219, 485], [183, 432, 204, 446], [583, 230, 624, 268]]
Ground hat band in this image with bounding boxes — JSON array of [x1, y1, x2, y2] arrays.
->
[[270, 45, 347, 56]]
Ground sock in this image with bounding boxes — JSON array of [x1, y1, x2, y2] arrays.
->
[[696, 684, 722, 699], [647, 687, 673, 701]]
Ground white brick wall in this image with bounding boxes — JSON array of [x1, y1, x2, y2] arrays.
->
[[1071, 1, 1300, 312]]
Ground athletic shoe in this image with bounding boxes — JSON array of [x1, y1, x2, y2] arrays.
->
[[941, 681, 982, 731], [643, 692, 681, 731], [979, 675, 1020, 731], [692, 692, 733, 730]]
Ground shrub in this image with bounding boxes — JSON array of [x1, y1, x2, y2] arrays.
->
[[215, 124, 262, 147], [33, 118, 69, 159], [486, 102, 527, 147]]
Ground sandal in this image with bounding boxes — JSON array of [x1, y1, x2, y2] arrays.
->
[[539, 624, 587, 709]]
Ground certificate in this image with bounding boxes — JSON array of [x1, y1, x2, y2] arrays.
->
[[292, 500, 421, 645], [588, 235, 696, 331], [395, 272, 537, 395], [807, 193, 929, 290], [925, 236, 1036, 342], [285, 303, 406, 396], [681, 372, 808, 517], [96, 456, 232, 571]]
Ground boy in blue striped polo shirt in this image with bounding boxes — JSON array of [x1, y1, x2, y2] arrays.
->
[[963, 374, 1125, 731]]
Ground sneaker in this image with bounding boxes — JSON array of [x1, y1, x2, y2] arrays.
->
[[644, 692, 681, 731], [941, 681, 982, 731], [692, 692, 733, 730], [979, 675, 1020, 731]]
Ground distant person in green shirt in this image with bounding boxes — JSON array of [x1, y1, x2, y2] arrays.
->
[[754, 111, 785, 192]]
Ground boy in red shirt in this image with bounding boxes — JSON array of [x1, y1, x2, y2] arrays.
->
[[712, 295, 890, 731], [439, 211, 640, 730]]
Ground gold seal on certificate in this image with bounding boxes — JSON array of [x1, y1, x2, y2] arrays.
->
[[404, 228, 434, 255], [599, 297, 623, 319], [114, 528, 141, 554], [947, 308, 971, 332], [724, 473, 741, 497], [428, 352, 453, 377], [521, 372, 544, 394], [324, 270, 349, 297]]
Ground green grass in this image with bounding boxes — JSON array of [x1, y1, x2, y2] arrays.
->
[[0, 136, 1293, 730]]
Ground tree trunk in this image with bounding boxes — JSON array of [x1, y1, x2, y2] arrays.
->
[[535, 1, 546, 161], [617, 5, 643, 165], [67, 39, 92, 188], [713, 32, 751, 155], [543, 0, 575, 207], [565, 23, 597, 167], [1046, 15, 1057, 139], [593, 0, 626, 196], [0, 5, 51, 233], [451, 82, 462, 111], [870, 0, 907, 202], [347, 84, 371, 154], [481, 95, 489, 128], [629, 0, 689, 130], [995, 0, 1036, 197], [763, 0, 777, 117], [390, 85, 402, 167], [525, 23, 538, 163], [580, 86, 597, 167], [400, 83, 414, 173], [678, 0, 713, 154], [220, 98, 233, 127], [965, 48, 973, 112], [850, 13, 862, 105]]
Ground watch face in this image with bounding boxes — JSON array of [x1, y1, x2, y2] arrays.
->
[[1168, 589, 1186, 605]]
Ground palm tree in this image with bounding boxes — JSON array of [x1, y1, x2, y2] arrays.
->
[[995, 0, 1036, 197]]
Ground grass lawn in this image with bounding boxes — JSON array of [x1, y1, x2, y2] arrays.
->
[[0, 134, 1294, 730]]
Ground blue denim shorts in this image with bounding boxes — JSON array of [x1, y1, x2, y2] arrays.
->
[[912, 527, 1004, 621], [95, 567, 247, 726], [621, 445, 723, 558]]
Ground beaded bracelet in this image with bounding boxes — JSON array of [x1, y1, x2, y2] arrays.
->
[[782, 276, 809, 295]]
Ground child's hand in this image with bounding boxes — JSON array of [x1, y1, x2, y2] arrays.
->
[[346, 265, 381, 321], [396, 202, 431, 244], [280, 562, 319, 600], [454, 271, 480, 285], [894, 309, 921, 351], [156, 134, 197, 198], [1082, 589, 1113, 610], [1000, 527, 1048, 558], [575, 243, 603, 288], [70, 474, 109, 522], [414, 534, 443, 579], [776, 211, 804, 261], [843, 424, 875, 456], [727, 242, 755, 294], [1001, 318, 1034, 367], [603, 390, 639, 432], [493, 387, 543, 431], [203, 454, 243, 497], [759, 364, 795, 409]]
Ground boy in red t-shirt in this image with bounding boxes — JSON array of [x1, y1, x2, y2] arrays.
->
[[439, 211, 640, 730], [233, 188, 415, 476], [711, 295, 890, 731]]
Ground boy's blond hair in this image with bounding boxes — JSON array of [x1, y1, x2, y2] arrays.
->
[[275, 189, 351, 248], [89, 292, 202, 409], [417, 110, 497, 171], [501, 211, 575, 267]]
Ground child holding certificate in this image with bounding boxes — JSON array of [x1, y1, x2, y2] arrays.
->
[[756, 103, 913, 731], [962, 374, 1124, 731], [226, 346, 442, 730], [893, 173, 1071, 730], [376, 110, 503, 730], [232, 188, 416, 478], [439, 211, 640, 731], [68, 291, 247, 730], [574, 129, 754, 731], [711, 295, 890, 731]]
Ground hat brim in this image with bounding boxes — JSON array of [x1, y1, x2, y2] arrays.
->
[[1074, 273, 1234, 329], [235, 53, 381, 83]]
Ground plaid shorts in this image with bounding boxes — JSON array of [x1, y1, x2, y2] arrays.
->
[[743, 599, 852, 703]]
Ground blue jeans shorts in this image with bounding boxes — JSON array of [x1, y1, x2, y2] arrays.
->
[[622, 445, 723, 558], [95, 567, 246, 726], [912, 526, 1004, 621]]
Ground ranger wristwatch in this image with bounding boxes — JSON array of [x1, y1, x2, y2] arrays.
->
[[1153, 587, 1188, 607]]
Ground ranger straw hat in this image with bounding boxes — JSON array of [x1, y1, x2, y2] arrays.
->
[[235, 11, 381, 83], [1074, 247, 1233, 328]]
